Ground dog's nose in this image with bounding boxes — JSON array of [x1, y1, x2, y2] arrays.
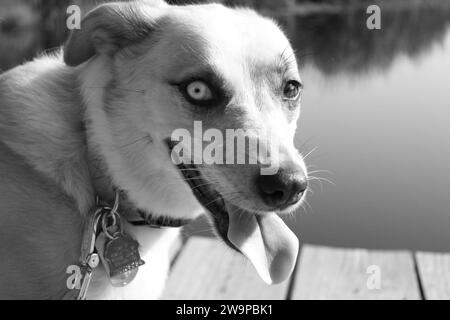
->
[[258, 168, 308, 209]]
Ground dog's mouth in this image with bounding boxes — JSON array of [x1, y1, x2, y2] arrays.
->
[[167, 140, 299, 285]]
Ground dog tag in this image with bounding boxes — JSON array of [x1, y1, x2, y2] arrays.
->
[[96, 231, 145, 287]]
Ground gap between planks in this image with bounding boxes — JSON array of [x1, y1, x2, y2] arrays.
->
[[163, 236, 436, 300], [415, 251, 450, 300], [291, 245, 420, 300]]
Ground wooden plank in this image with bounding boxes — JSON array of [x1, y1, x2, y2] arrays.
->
[[162, 237, 290, 300], [416, 252, 450, 300], [291, 245, 420, 300]]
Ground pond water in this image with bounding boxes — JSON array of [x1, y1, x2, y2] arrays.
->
[[1, 2, 450, 250], [287, 6, 450, 250]]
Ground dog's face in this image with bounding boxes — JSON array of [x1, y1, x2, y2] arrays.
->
[[66, 1, 307, 284]]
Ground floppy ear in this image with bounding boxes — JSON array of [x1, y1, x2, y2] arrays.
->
[[64, 1, 165, 66]]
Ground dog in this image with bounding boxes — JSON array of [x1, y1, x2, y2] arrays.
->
[[0, 0, 308, 299]]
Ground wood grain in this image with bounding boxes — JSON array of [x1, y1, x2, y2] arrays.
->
[[291, 245, 420, 300], [163, 237, 290, 300], [416, 252, 450, 300]]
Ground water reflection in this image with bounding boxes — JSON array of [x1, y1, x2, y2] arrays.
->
[[2, 1, 450, 75], [295, 15, 450, 251], [278, 5, 450, 75]]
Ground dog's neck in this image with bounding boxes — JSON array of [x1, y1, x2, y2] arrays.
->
[[79, 59, 190, 227], [85, 143, 116, 207], [81, 83, 151, 222]]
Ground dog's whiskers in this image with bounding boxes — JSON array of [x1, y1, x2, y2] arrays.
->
[[202, 196, 226, 208], [302, 146, 318, 161], [190, 181, 216, 191], [302, 194, 314, 215], [307, 176, 335, 186], [181, 176, 208, 182], [177, 168, 206, 172], [118, 135, 152, 149], [308, 169, 333, 175]]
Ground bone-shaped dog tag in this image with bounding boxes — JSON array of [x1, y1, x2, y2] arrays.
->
[[95, 230, 145, 287]]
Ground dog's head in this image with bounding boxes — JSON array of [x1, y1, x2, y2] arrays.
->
[[65, 0, 307, 284]]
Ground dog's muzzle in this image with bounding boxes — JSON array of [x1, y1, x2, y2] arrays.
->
[[165, 139, 299, 285]]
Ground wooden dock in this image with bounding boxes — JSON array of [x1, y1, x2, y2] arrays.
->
[[162, 236, 450, 300]]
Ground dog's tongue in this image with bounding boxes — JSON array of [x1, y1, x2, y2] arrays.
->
[[226, 203, 299, 284]]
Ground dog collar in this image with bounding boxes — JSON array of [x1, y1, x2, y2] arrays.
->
[[87, 154, 191, 229], [127, 212, 190, 228], [99, 188, 191, 229]]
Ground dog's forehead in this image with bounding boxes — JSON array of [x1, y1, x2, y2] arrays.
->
[[157, 5, 295, 77]]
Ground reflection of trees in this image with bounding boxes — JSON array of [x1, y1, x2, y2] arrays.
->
[[0, 1, 40, 71], [279, 7, 450, 75], [0, 0, 96, 71], [1, 0, 450, 75]]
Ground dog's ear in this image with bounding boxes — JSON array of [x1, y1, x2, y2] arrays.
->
[[64, 1, 166, 66]]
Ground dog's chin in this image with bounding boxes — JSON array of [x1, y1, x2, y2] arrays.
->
[[177, 162, 299, 285]]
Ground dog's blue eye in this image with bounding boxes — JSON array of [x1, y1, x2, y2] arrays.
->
[[176, 75, 229, 108], [283, 80, 302, 101], [186, 81, 213, 102]]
